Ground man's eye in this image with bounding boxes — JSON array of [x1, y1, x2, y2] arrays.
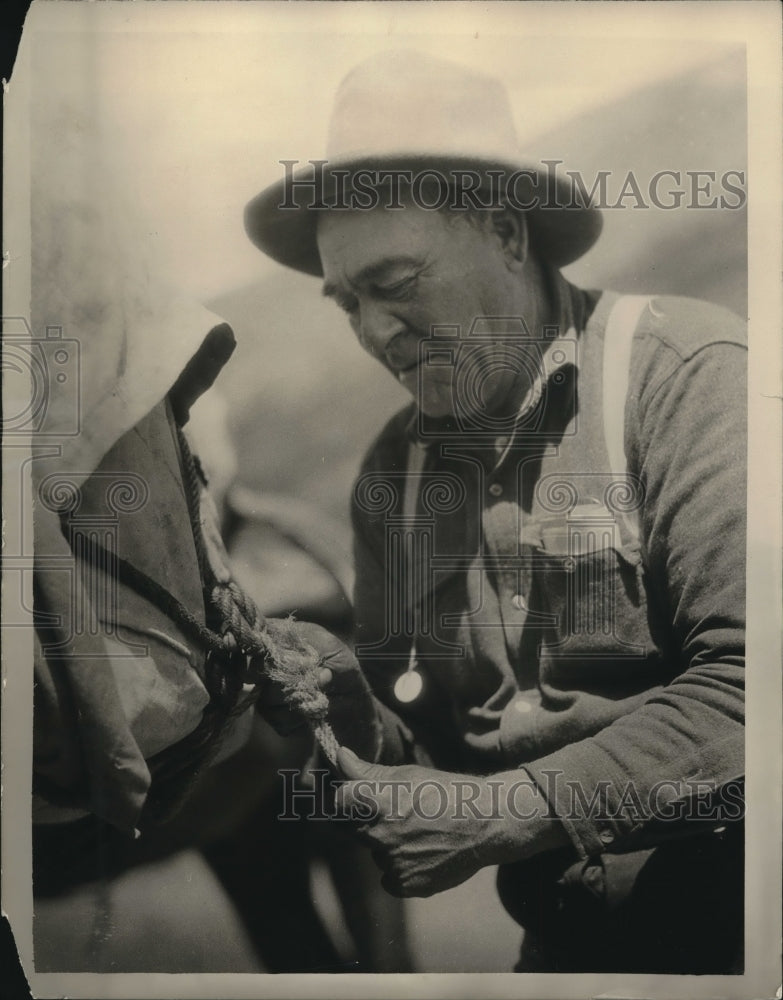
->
[[378, 276, 417, 299]]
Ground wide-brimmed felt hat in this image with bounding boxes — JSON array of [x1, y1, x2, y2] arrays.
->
[[244, 50, 602, 275]]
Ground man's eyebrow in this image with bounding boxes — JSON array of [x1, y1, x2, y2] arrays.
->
[[322, 256, 422, 299]]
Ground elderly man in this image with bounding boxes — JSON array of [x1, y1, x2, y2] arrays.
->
[[244, 51, 745, 973]]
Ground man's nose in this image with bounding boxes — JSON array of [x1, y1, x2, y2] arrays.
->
[[356, 301, 411, 365], [383, 331, 420, 371]]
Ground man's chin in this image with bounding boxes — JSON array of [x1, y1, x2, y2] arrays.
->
[[413, 394, 460, 421], [396, 369, 456, 418]]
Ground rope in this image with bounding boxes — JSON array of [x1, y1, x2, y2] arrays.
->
[[177, 428, 336, 748], [209, 580, 339, 763], [79, 535, 340, 759], [206, 581, 341, 767]]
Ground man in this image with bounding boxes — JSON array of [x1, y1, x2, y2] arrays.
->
[[244, 50, 745, 972]]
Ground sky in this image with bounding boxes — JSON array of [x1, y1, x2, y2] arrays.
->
[[17, 1, 746, 302]]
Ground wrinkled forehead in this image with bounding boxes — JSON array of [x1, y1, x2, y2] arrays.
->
[[316, 202, 453, 278]]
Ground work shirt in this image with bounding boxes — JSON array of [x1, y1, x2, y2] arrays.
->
[[352, 272, 746, 859]]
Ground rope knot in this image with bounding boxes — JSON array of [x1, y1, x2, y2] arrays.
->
[[207, 558, 339, 763]]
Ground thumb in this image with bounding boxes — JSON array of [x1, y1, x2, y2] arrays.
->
[[337, 745, 384, 780]]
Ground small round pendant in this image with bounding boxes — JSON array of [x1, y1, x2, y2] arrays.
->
[[394, 669, 423, 703]]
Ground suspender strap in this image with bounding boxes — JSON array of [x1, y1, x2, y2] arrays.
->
[[403, 441, 428, 520], [602, 294, 650, 547]]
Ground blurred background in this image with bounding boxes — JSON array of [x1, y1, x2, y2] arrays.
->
[[22, 1, 746, 976]]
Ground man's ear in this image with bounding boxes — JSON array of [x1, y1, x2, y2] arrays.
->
[[491, 208, 528, 272]]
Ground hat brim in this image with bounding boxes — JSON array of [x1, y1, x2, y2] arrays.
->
[[244, 154, 602, 276]]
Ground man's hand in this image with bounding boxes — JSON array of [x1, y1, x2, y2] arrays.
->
[[256, 621, 382, 761], [334, 747, 570, 897]]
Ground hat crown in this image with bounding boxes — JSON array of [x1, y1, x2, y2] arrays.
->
[[326, 50, 520, 165], [243, 49, 603, 276]]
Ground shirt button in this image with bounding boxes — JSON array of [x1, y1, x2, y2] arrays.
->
[[488, 482, 503, 498], [599, 829, 615, 845], [512, 593, 527, 611], [514, 697, 533, 714]]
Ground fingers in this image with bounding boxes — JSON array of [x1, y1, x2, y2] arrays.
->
[[255, 675, 307, 735], [370, 849, 407, 896], [293, 620, 344, 656], [333, 785, 377, 832], [337, 745, 362, 778], [337, 745, 388, 780], [333, 756, 392, 820], [380, 870, 408, 897], [293, 622, 363, 687]]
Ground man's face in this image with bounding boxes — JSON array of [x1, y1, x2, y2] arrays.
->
[[317, 202, 528, 419]]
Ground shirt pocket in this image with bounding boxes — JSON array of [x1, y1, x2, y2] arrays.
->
[[532, 521, 655, 684]]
